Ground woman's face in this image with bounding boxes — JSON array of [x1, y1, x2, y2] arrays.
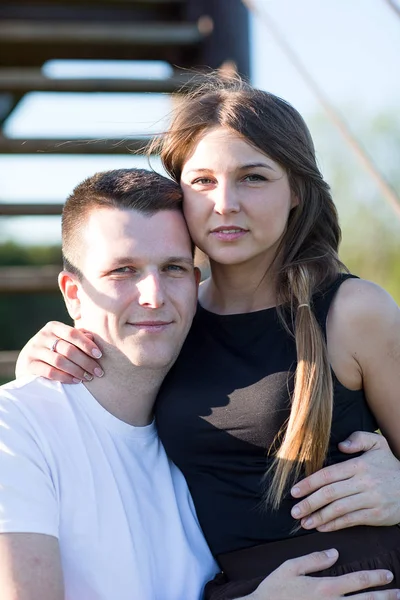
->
[[180, 127, 298, 268]]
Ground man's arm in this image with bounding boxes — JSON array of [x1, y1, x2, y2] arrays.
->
[[0, 533, 64, 600], [0, 386, 63, 599]]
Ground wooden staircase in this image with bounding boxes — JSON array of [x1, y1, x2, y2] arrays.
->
[[0, 0, 250, 379]]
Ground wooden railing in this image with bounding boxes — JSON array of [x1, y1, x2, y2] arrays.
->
[[0, 204, 61, 380]]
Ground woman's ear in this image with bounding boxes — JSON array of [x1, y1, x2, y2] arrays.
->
[[58, 271, 81, 321], [290, 193, 300, 209]]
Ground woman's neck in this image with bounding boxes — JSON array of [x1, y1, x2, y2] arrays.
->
[[199, 258, 279, 315]]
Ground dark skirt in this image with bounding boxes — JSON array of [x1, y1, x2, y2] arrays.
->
[[204, 525, 400, 600]]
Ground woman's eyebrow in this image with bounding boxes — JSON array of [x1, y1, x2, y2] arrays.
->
[[184, 162, 277, 175], [238, 162, 277, 172], [183, 168, 212, 175]]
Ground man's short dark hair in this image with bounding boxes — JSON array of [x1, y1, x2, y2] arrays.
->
[[62, 168, 186, 278]]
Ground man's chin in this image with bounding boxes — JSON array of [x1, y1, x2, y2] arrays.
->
[[125, 352, 177, 371]]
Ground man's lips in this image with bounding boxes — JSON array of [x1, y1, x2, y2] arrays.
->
[[131, 321, 172, 326], [128, 320, 173, 332]]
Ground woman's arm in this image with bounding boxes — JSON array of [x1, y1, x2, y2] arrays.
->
[[348, 281, 400, 456], [291, 278, 400, 531], [15, 321, 104, 383]]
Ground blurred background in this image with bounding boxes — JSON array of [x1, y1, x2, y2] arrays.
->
[[0, 0, 399, 382]]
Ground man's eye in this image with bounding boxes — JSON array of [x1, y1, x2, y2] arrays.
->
[[165, 265, 186, 273], [112, 266, 137, 274]]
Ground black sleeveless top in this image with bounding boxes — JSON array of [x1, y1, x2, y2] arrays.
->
[[155, 274, 378, 556]]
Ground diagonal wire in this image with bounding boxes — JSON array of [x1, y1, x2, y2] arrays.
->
[[241, 0, 400, 221], [383, 0, 400, 19]]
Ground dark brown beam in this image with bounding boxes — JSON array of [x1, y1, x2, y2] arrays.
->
[[185, 0, 250, 78], [0, 2, 185, 28], [0, 203, 63, 216], [0, 93, 22, 127], [0, 265, 60, 293], [2, 0, 185, 5], [0, 351, 18, 381], [0, 136, 151, 154], [0, 21, 203, 45], [0, 69, 196, 94], [0, 45, 198, 67]]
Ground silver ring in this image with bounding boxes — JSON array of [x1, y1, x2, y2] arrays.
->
[[50, 338, 60, 353]]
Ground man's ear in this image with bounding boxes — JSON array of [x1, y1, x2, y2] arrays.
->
[[194, 266, 201, 288], [58, 271, 81, 321]]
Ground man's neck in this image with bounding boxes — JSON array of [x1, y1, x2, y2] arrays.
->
[[83, 362, 167, 427]]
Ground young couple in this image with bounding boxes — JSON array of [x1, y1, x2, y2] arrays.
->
[[2, 75, 400, 599]]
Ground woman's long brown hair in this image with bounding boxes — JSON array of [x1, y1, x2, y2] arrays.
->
[[149, 74, 347, 508]]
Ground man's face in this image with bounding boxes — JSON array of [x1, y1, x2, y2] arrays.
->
[[61, 207, 199, 371]]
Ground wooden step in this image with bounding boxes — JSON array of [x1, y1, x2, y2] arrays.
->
[[0, 265, 60, 293], [0, 1, 186, 22], [0, 203, 63, 216], [0, 350, 18, 381], [0, 20, 203, 45], [1, 0, 186, 10], [0, 136, 151, 154], [0, 69, 196, 94], [8, 0, 187, 3], [0, 20, 204, 66]]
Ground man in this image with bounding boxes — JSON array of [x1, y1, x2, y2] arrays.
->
[[0, 169, 396, 600], [0, 169, 216, 599]]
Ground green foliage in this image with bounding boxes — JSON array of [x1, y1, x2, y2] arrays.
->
[[0, 241, 62, 266], [340, 219, 400, 302], [0, 292, 70, 351], [309, 108, 400, 304], [0, 242, 69, 351]]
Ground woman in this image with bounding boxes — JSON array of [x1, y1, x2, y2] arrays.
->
[[17, 75, 400, 597]]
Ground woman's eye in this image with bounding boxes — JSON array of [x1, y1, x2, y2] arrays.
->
[[243, 174, 266, 182], [191, 177, 213, 185]]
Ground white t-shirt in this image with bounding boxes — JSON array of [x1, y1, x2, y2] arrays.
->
[[0, 376, 218, 600]]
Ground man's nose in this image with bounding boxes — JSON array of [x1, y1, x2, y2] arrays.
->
[[137, 273, 165, 308]]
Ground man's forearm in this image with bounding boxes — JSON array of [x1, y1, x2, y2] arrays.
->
[[0, 532, 64, 600]]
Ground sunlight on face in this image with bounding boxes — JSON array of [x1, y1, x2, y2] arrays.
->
[[180, 127, 297, 269], [69, 208, 199, 370]]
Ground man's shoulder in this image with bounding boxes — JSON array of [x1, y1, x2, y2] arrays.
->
[[1, 376, 67, 408], [0, 376, 79, 433], [0, 379, 91, 477], [2, 374, 62, 392]]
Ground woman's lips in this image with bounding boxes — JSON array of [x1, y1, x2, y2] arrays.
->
[[210, 226, 248, 242]]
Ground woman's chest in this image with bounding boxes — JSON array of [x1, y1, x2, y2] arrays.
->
[[156, 320, 296, 456]]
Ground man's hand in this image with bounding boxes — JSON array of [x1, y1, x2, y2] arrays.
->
[[245, 549, 399, 600], [290, 431, 400, 532]]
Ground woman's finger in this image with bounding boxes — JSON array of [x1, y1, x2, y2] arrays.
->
[[40, 322, 102, 358], [46, 340, 103, 379]]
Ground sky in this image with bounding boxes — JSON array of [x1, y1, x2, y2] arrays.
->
[[1, 0, 400, 244]]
